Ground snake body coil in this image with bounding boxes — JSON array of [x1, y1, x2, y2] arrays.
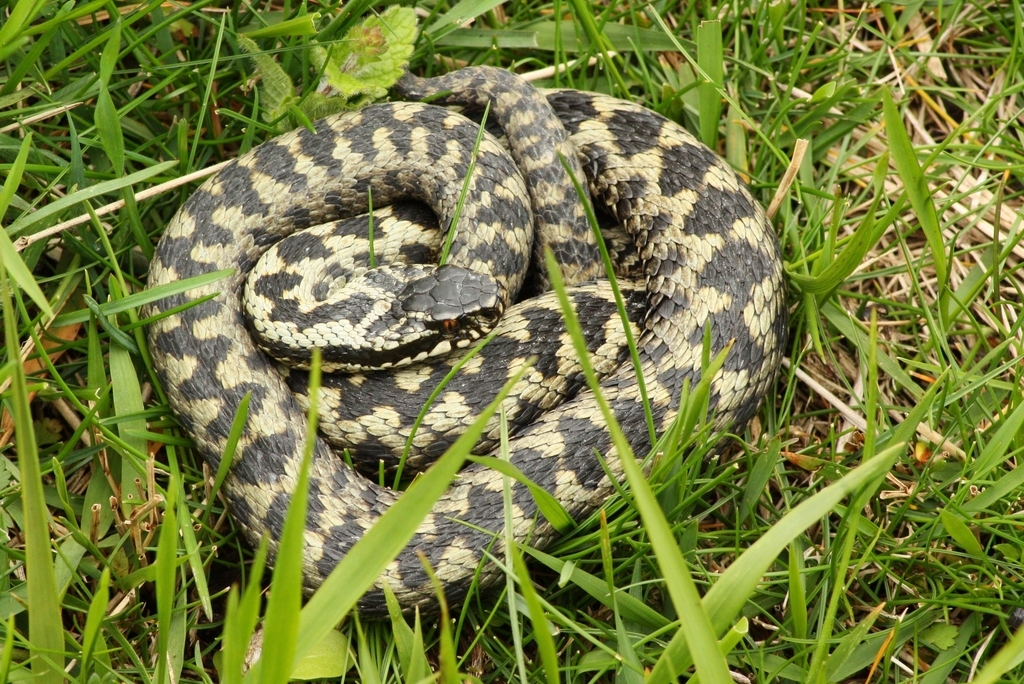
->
[[145, 69, 786, 615]]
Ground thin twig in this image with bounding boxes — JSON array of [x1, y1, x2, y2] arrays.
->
[[767, 138, 809, 220], [521, 53, 616, 82], [0, 102, 83, 135], [13, 161, 231, 253]]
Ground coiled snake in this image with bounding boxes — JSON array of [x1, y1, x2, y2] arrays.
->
[[144, 67, 786, 615]]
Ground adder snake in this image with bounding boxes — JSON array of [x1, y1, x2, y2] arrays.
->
[[144, 67, 786, 615]]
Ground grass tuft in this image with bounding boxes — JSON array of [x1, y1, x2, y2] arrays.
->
[[2, 1, 1024, 682]]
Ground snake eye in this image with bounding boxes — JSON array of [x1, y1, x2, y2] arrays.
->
[[441, 319, 459, 334]]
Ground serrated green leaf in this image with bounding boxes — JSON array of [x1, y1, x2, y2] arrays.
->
[[922, 623, 959, 651], [920, 613, 981, 684], [297, 91, 358, 121], [236, 33, 296, 123], [315, 7, 416, 101]]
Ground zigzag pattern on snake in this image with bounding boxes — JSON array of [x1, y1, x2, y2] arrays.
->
[[144, 67, 786, 616]]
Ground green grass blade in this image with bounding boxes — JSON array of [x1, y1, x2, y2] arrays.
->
[[787, 152, 887, 298], [467, 455, 574, 533], [881, 87, 946, 287], [277, 361, 534, 675], [938, 508, 985, 559], [0, 0, 45, 53], [544, 248, 731, 684], [565, 0, 627, 95], [500, 410, 529, 684], [1, 266, 63, 682], [258, 350, 323, 684], [52, 268, 233, 327], [242, 13, 321, 38], [968, 621, 1024, 684], [739, 437, 780, 521], [557, 151, 655, 445], [0, 132, 55, 319], [353, 618, 382, 684], [919, 613, 981, 684], [383, 583, 422, 682], [822, 602, 885, 680], [5, 160, 177, 238], [0, 616, 15, 684], [439, 101, 490, 266], [420, 560, 459, 684], [512, 548, 561, 684], [80, 567, 110, 676], [963, 461, 1024, 516], [524, 547, 671, 629], [109, 338, 147, 506], [409, 610, 428, 684], [696, 20, 724, 149], [204, 390, 251, 518], [425, 0, 507, 38], [95, 20, 124, 175], [786, 542, 807, 645], [647, 445, 901, 684], [220, 538, 269, 684], [969, 398, 1024, 479], [155, 490, 178, 684], [394, 328, 502, 486]]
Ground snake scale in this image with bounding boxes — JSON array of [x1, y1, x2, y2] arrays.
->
[[144, 67, 787, 616]]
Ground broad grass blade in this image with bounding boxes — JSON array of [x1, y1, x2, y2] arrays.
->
[[881, 88, 946, 286], [1, 267, 63, 681], [5, 160, 177, 238], [259, 361, 534, 677], [544, 248, 731, 684], [648, 445, 900, 684], [0, 133, 54, 319], [696, 20, 724, 149]]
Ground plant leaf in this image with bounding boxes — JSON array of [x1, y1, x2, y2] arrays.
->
[[0, 132, 55, 319], [881, 87, 946, 286], [312, 7, 417, 102]]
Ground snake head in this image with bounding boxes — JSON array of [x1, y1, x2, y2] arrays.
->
[[401, 264, 504, 341]]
